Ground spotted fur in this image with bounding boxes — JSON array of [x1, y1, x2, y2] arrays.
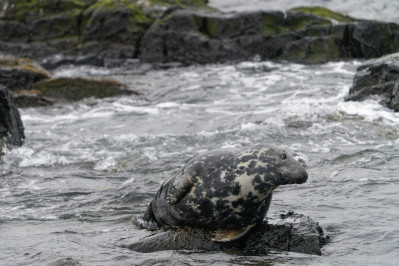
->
[[143, 145, 308, 230]]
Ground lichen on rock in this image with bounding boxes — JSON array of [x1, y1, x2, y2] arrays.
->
[[289, 6, 356, 23]]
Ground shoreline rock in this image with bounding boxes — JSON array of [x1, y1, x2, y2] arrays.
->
[[127, 211, 329, 255], [1, 2, 399, 67], [347, 53, 399, 112], [0, 0, 211, 68], [0, 57, 50, 92], [0, 86, 24, 155], [0, 57, 139, 107], [33, 77, 137, 102], [140, 8, 399, 65]]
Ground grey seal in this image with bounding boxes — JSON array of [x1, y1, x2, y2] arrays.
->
[[142, 145, 308, 241]]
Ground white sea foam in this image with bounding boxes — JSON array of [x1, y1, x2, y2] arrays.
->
[[122, 178, 135, 186], [338, 99, 399, 125], [53, 65, 113, 78], [142, 147, 158, 162], [240, 122, 260, 130], [94, 155, 117, 171], [156, 102, 180, 108]]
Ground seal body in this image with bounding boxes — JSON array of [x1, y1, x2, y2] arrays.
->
[[143, 145, 308, 231]]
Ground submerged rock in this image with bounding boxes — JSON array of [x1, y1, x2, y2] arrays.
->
[[0, 86, 24, 155], [347, 53, 399, 111], [127, 211, 328, 255], [12, 89, 56, 108], [0, 56, 137, 107], [32, 77, 138, 102]]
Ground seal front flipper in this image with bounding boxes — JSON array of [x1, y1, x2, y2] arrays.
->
[[166, 170, 195, 204], [211, 224, 256, 242]]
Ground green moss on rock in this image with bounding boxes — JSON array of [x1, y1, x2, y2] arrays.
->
[[83, 0, 153, 43], [32, 77, 136, 101], [290, 6, 355, 23], [285, 12, 331, 32], [5, 0, 93, 22], [205, 18, 219, 38], [263, 13, 286, 35], [264, 11, 331, 36], [149, 0, 209, 8]]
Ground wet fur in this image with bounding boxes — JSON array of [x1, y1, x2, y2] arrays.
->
[[143, 145, 308, 230]]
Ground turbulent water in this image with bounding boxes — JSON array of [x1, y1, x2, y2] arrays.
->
[[210, 0, 399, 23], [2, 1, 399, 265]]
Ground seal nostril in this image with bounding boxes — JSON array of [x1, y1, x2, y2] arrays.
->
[[301, 172, 308, 183]]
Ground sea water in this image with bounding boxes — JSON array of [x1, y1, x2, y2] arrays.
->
[[1, 1, 399, 265]]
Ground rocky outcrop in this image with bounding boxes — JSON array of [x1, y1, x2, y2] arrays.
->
[[0, 58, 49, 92], [1, 2, 399, 66], [127, 211, 329, 255], [140, 7, 399, 64], [12, 89, 56, 108], [347, 53, 399, 111], [32, 77, 136, 101], [0, 0, 210, 68], [0, 57, 138, 107], [0, 86, 24, 155]]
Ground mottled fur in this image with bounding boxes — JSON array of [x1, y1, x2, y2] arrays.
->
[[143, 145, 308, 230]]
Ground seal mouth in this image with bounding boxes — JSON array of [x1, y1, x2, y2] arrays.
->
[[279, 171, 308, 185]]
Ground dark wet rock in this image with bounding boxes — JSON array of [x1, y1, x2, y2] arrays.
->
[[1, 2, 399, 66], [140, 7, 399, 65], [0, 86, 24, 155], [0, 57, 136, 106], [0, 58, 50, 92], [127, 211, 328, 255], [0, 0, 209, 68], [347, 53, 399, 111], [140, 9, 300, 64], [33, 77, 138, 102], [12, 89, 56, 108], [280, 36, 341, 64]]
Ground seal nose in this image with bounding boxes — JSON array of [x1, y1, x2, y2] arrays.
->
[[298, 171, 308, 184]]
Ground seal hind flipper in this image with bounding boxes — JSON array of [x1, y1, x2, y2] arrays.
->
[[166, 171, 195, 204], [211, 224, 256, 242]]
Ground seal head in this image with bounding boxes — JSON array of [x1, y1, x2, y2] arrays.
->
[[142, 145, 307, 240]]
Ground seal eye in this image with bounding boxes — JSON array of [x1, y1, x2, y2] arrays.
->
[[280, 153, 287, 160]]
